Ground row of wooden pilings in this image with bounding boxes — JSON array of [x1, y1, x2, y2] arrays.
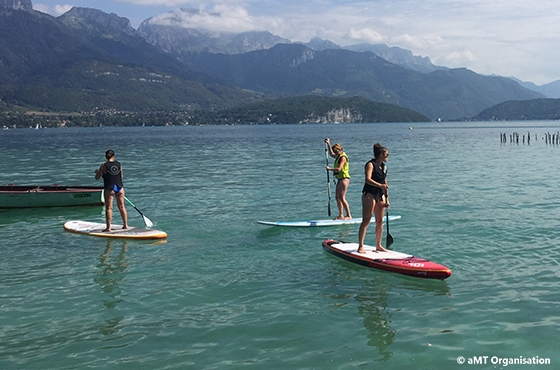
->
[[500, 132, 560, 144]]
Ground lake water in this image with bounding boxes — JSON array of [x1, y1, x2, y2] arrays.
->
[[0, 122, 559, 369]]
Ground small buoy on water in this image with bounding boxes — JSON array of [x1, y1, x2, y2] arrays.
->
[[409, 126, 412, 130]]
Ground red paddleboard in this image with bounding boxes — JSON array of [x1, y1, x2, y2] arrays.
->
[[322, 239, 451, 280]]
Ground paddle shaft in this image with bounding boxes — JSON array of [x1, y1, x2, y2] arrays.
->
[[325, 143, 332, 217]]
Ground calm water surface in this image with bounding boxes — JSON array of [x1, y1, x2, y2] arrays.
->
[[1, 122, 559, 369]]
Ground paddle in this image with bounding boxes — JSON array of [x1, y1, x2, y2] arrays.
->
[[124, 196, 154, 228], [324, 142, 332, 217], [385, 210, 394, 249]]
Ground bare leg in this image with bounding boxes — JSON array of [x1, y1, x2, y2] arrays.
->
[[374, 200, 387, 252], [336, 178, 352, 219], [103, 190, 114, 231], [357, 193, 374, 253], [333, 180, 343, 219], [115, 191, 128, 229]]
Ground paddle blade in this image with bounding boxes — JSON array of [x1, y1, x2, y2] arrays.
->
[[386, 233, 394, 249], [134, 206, 153, 228], [125, 197, 154, 229], [142, 214, 154, 228], [385, 210, 393, 249]]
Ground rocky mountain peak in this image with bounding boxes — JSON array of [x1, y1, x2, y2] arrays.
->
[[305, 37, 341, 51], [61, 6, 135, 36], [0, 0, 32, 11]]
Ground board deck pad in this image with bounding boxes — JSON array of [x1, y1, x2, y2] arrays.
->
[[258, 215, 401, 227], [322, 239, 451, 280], [330, 242, 412, 259], [64, 220, 167, 240]]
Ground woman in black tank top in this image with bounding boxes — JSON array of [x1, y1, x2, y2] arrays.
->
[[95, 149, 129, 232], [357, 143, 389, 254]]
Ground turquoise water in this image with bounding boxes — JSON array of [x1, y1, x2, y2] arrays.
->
[[0, 122, 559, 369]]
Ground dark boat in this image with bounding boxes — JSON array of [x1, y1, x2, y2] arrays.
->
[[0, 185, 104, 208]]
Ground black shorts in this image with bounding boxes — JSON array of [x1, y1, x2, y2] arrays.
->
[[362, 190, 384, 202]]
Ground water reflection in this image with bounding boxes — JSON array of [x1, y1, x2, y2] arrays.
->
[[327, 261, 451, 362], [0, 206, 103, 226], [354, 278, 395, 361], [94, 239, 129, 335], [355, 276, 450, 361]]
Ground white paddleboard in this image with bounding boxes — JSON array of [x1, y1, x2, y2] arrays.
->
[[257, 215, 401, 227], [326, 241, 411, 259], [63, 220, 167, 240]]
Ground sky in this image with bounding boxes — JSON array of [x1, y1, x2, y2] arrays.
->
[[31, 0, 560, 86]]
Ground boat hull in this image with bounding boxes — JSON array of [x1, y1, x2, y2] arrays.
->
[[0, 185, 104, 208]]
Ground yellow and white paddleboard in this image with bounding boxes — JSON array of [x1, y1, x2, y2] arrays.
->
[[63, 220, 167, 240]]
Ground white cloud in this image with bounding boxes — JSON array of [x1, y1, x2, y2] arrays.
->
[[32, 3, 50, 14], [148, 5, 285, 34], [346, 28, 384, 44], [54, 4, 74, 15], [33, 3, 73, 16], [117, 0, 199, 5], [313, 0, 560, 84], [442, 50, 475, 66]]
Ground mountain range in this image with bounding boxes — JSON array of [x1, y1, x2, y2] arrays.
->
[[473, 98, 560, 121], [512, 78, 560, 99], [0, 1, 555, 121]]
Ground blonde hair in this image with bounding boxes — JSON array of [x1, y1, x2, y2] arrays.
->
[[332, 143, 343, 153]]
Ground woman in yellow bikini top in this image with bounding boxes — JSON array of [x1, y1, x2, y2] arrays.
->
[[325, 138, 352, 220]]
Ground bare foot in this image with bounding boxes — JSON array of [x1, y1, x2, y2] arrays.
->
[[122, 226, 129, 229], [357, 248, 366, 254], [333, 216, 344, 220], [344, 216, 352, 220], [375, 246, 388, 252], [102, 228, 111, 232]]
